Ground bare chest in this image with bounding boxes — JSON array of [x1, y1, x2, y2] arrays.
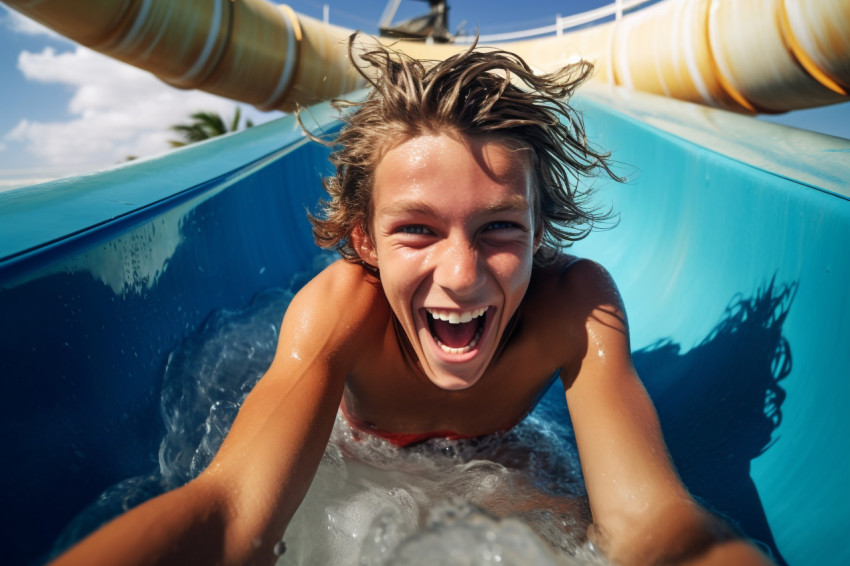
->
[[342, 320, 566, 437]]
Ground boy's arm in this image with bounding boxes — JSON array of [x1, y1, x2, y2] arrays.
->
[[52, 261, 380, 566], [559, 260, 772, 566]]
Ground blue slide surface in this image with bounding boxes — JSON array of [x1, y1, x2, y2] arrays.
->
[[1, 88, 848, 565]]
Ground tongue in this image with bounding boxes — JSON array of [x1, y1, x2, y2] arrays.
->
[[432, 319, 478, 348]]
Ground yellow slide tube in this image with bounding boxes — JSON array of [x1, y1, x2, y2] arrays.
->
[[3, 0, 365, 111]]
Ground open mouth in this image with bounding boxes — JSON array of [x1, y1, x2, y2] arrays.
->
[[425, 306, 488, 355]]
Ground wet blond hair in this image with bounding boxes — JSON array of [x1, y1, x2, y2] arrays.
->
[[308, 35, 619, 265]]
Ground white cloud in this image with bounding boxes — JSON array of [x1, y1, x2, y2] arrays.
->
[[4, 45, 263, 171]]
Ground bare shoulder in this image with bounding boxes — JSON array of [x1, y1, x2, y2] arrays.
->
[[524, 255, 629, 373], [271, 259, 390, 372], [529, 255, 625, 325], [295, 259, 382, 304], [291, 259, 385, 315]]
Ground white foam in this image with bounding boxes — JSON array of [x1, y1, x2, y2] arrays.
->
[[276, 409, 597, 564]]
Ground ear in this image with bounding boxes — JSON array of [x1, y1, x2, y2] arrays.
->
[[351, 224, 379, 267], [533, 225, 544, 254]]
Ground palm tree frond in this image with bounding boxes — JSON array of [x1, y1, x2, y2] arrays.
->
[[230, 107, 242, 132], [169, 106, 256, 148]]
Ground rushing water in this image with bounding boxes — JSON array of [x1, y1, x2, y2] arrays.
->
[[281, 409, 605, 566], [52, 263, 609, 565]]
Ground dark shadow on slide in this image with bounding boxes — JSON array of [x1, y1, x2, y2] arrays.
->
[[633, 278, 797, 566]]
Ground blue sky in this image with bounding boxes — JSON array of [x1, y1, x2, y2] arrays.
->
[[1, 0, 848, 189]]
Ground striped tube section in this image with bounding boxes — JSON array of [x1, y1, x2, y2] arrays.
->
[[2, 0, 364, 112], [3, 0, 848, 113], [780, 0, 850, 96], [707, 0, 846, 113], [609, 0, 744, 110]]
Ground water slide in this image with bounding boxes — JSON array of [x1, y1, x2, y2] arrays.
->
[[1, 1, 849, 564]]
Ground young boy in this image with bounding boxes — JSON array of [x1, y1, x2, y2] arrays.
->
[[53, 40, 772, 565]]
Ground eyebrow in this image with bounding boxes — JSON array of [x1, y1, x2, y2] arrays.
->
[[378, 195, 530, 217], [377, 201, 438, 217]]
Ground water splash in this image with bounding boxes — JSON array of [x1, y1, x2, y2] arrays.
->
[[158, 287, 292, 486], [276, 409, 599, 565], [52, 260, 604, 565], [278, 395, 594, 565]]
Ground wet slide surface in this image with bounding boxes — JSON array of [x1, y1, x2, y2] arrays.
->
[[1, 88, 848, 565]]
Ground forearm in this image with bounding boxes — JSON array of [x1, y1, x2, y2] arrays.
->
[[570, 388, 772, 565], [211, 375, 345, 559], [53, 386, 342, 566], [592, 502, 773, 566], [53, 366, 345, 566], [51, 478, 229, 566]]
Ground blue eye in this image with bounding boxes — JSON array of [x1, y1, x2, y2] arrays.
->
[[399, 225, 431, 235], [486, 221, 520, 231]]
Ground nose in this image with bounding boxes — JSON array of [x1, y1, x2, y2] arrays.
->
[[432, 236, 486, 298]]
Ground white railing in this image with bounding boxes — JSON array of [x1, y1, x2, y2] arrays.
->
[[452, 0, 658, 44]]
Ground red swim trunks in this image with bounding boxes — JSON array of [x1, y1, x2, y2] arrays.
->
[[340, 401, 501, 447]]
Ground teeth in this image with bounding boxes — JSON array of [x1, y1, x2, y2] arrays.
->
[[426, 306, 487, 324], [434, 328, 482, 355], [425, 307, 488, 355]]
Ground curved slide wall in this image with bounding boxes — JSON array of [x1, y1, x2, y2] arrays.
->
[[1, 87, 848, 564], [568, 86, 850, 565]]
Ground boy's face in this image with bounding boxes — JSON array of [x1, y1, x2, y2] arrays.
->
[[357, 132, 538, 390]]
